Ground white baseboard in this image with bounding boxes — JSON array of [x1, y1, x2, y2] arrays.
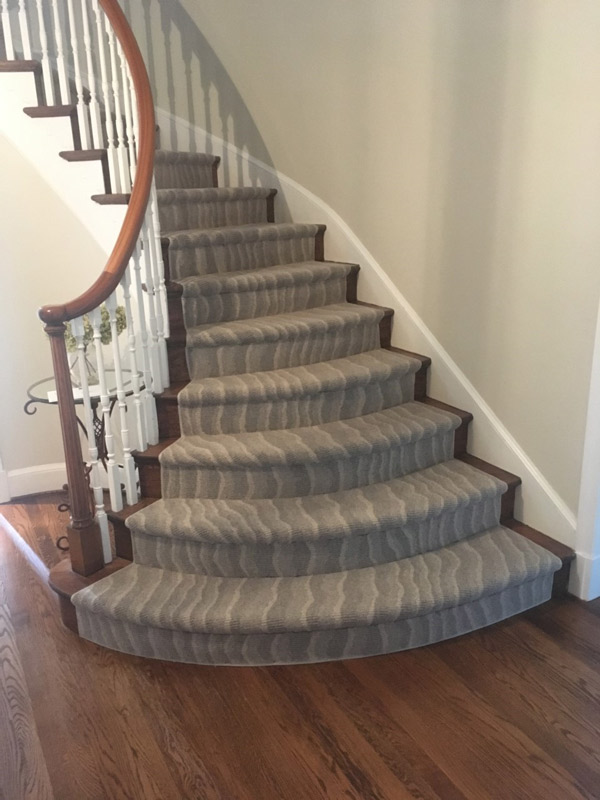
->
[[0, 469, 10, 503], [156, 108, 577, 552], [569, 552, 600, 601], [5, 463, 68, 500]]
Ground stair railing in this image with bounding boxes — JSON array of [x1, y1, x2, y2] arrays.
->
[[0, 0, 168, 575]]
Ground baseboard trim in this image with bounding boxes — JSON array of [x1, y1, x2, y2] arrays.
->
[[0, 469, 10, 503], [6, 463, 67, 500], [569, 552, 600, 601], [156, 108, 576, 551]]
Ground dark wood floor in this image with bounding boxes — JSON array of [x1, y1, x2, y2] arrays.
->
[[1, 494, 600, 800]]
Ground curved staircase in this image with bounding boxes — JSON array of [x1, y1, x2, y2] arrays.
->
[[70, 151, 563, 665]]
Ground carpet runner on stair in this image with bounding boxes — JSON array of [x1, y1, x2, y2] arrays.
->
[[72, 149, 561, 665]]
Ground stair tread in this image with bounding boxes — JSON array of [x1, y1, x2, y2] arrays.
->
[[0, 59, 42, 72], [178, 348, 420, 408], [163, 222, 324, 249], [155, 150, 220, 165], [60, 149, 106, 161], [157, 186, 275, 207], [160, 401, 461, 470], [72, 526, 561, 635], [178, 260, 356, 298], [127, 458, 506, 544], [23, 104, 75, 117], [186, 302, 384, 348]]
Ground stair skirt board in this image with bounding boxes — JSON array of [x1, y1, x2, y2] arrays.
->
[[75, 574, 553, 666], [65, 148, 562, 664]]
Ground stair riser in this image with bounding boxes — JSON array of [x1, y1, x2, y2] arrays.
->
[[166, 227, 325, 282], [155, 161, 218, 191], [131, 493, 502, 577], [158, 194, 275, 233], [75, 574, 554, 666], [161, 431, 455, 500], [182, 274, 349, 327], [186, 320, 382, 380], [179, 373, 417, 436]]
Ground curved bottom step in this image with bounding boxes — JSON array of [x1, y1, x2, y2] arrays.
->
[[76, 574, 553, 665]]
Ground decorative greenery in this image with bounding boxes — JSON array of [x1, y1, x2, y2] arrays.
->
[[64, 304, 127, 352]]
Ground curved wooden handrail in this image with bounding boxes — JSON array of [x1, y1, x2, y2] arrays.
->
[[38, 0, 155, 325]]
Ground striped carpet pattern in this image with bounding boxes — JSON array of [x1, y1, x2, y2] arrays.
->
[[72, 150, 562, 665]]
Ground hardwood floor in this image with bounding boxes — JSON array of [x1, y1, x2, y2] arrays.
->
[[1, 494, 599, 800]]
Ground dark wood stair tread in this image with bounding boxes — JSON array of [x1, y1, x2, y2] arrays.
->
[[60, 149, 107, 162], [23, 104, 76, 117], [92, 193, 131, 205], [134, 439, 177, 463], [0, 59, 42, 73]]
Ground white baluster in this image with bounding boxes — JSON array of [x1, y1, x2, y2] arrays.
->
[[117, 40, 137, 181], [89, 305, 122, 511], [18, 0, 31, 59], [105, 16, 130, 191], [146, 193, 170, 386], [71, 315, 111, 564], [92, 0, 120, 190], [105, 292, 138, 505], [35, 0, 54, 104], [1, 0, 15, 60], [50, 1, 70, 104], [80, 0, 103, 149], [132, 242, 159, 444], [140, 225, 164, 396], [121, 265, 147, 452], [66, 0, 91, 148]]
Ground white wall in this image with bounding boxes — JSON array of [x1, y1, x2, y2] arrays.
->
[[0, 133, 108, 497], [129, 0, 600, 535]]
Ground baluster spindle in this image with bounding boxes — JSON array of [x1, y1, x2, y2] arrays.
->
[[118, 40, 137, 181], [1, 0, 15, 60], [105, 16, 130, 191], [50, 0, 70, 104], [34, 0, 54, 104], [66, 0, 91, 148], [80, 1, 103, 149], [71, 316, 111, 563], [92, 0, 120, 190], [105, 292, 138, 505], [89, 306, 122, 511], [140, 225, 164, 396], [132, 241, 159, 444], [146, 195, 170, 386], [17, 0, 31, 59], [121, 266, 147, 452]]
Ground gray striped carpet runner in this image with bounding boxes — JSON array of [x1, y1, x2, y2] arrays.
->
[[72, 150, 561, 665]]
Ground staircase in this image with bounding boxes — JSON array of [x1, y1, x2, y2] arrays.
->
[[2, 1, 572, 666]]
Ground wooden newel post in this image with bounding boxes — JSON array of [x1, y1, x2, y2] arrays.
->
[[45, 323, 105, 576]]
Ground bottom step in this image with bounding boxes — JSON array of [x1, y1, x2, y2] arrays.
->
[[72, 527, 561, 665]]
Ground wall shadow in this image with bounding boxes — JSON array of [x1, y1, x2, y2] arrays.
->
[[125, 0, 292, 220]]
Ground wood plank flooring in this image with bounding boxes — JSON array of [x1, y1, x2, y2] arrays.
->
[[1, 493, 599, 800]]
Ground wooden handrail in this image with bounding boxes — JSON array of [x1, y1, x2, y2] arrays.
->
[[38, 0, 155, 325]]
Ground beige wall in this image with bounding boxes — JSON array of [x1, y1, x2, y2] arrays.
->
[[130, 0, 600, 514], [0, 134, 107, 476]]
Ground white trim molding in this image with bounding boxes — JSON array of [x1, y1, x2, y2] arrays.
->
[[156, 108, 577, 554], [570, 295, 600, 600], [7, 463, 67, 500], [0, 454, 10, 503]]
